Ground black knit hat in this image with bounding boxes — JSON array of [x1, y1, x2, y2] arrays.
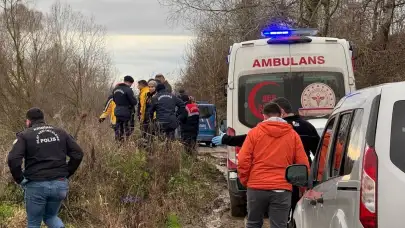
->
[[272, 97, 293, 113], [156, 83, 166, 92], [180, 94, 190, 102], [26, 107, 44, 121], [124, 75, 134, 83]]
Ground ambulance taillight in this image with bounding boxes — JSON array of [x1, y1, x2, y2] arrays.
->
[[226, 127, 239, 170]]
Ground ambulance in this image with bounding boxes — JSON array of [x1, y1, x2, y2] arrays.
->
[[224, 28, 356, 217]]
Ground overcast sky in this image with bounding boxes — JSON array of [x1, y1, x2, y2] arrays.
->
[[35, 0, 194, 84]]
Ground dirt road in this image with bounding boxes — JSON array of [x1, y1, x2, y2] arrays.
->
[[197, 145, 270, 228]]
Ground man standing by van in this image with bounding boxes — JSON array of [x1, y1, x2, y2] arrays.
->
[[238, 102, 309, 228], [212, 97, 320, 219], [113, 75, 138, 141], [7, 108, 84, 228]]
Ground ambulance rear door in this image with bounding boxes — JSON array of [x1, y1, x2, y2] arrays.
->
[[287, 38, 351, 112], [232, 39, 291, 134]]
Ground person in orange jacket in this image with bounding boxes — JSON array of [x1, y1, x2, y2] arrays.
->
[[238, 102, 310, 228]]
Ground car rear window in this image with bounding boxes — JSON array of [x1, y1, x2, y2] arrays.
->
[[199, 105, 214, 119], [238, 72, 346, 128], [390, 100, 405, 172]]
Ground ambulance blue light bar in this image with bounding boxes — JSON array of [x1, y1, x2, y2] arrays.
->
[[261, 28, 318, 38]]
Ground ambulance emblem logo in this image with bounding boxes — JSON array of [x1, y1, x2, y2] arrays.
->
[[301, 83, 336, 108]]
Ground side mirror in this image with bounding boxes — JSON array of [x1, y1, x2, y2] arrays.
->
[[285, 164, 309, 187], [224, 83, 228, 97], [219, 120, 227, 133]]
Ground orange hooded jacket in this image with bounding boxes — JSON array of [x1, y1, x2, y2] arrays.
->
[[238, 118, 310, 191]]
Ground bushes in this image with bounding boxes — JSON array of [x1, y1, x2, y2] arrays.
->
[[0, 121, 223, 227]]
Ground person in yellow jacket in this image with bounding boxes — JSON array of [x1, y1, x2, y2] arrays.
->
[[99, 94, 116, 128], [137, 80, 150, 123], [141, 79, 158, 142]]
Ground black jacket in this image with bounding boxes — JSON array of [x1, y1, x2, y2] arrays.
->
[[150, 90, 186, 130], [222, 115, 320, 164], [283, 115, 320, 161], [112, 83, 138, 120], [180, 103, 200, 137], [144, 91, 156, 123], [163, 81, 173, 94], [7, 121, 84, 184]]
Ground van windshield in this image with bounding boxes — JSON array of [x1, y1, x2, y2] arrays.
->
[[238, 71, 345, 128], [199, 105, 215, 119]]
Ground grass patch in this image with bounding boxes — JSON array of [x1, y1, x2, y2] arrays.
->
[[0, 123, 223, 227], [0, 203, 15, 224], [166, 212, 181, 228]]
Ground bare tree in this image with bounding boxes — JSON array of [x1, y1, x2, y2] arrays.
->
[[0, 0, 113, 131]]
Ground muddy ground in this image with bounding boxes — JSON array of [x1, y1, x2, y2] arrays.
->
[[197, 146, 270, 228]]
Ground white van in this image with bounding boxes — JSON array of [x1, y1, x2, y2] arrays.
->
[[286, 81, 405, 228], [224, 28, 356, 216]]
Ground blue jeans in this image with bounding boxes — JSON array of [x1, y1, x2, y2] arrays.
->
[[23, 178, 69, 228]]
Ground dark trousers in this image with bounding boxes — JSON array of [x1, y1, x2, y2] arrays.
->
[[115, 119, 131, 141], [141, 122, 149, 139], [290, 186, 300, 219], [246, 188, 291, 228], [182, 133, 197, 155], [129, 113, 135, 135], [162, 128, 175, 140]]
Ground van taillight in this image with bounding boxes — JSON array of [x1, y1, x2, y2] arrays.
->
[[360, 145, 378, 228], [352, 57, 355, 71], [226, 127, 239, 170]]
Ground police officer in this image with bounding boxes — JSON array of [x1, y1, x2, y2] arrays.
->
[[113, 75, 138, 141], [149, 83, 186, 140], [7, 108, 84, 228]]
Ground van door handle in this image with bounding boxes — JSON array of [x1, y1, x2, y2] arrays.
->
[[316, 197, 324, 204], [309, 199, 317, 206]]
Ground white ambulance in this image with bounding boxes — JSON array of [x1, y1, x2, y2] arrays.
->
[[223, 28, 356, 217]]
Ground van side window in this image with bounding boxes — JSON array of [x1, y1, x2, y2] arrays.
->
[[390, 101, 405, 173], [341, 109, 364, 176], [315, 118, 336, 182], [330, 113, 352, 177]]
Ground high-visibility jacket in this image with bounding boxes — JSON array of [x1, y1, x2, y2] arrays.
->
[[138, 87, 150, 123], [99, 95, 116, 125]]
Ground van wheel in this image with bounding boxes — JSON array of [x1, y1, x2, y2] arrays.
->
[[229, 194, 247, 217]]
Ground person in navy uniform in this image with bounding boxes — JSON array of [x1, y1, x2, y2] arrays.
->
[[7, 108, 83, 228], [112, 75, 138, 141], [149, 83, 186, 140]]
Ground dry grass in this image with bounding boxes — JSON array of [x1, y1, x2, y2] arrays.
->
[[0, 120, 223, 228]]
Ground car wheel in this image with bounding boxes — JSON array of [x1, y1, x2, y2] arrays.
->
[[229, 193, 247, 217]]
